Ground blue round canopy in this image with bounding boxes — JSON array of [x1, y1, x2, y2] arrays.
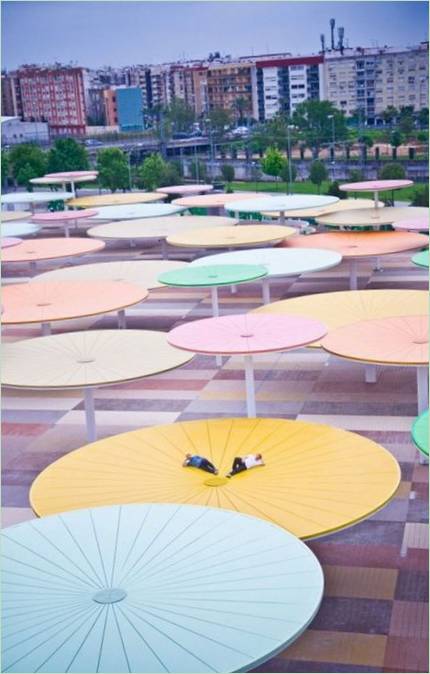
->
[[2, 503, 323, 673]]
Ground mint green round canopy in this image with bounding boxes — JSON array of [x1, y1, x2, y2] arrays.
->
[[2, 503, 323, 673], [412, 249, 429, 268], [412, 410, 429, 456], [158, 263, 267, 287]]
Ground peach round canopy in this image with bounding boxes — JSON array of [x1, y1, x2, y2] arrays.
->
[[167, 224, 295, 249], [68, 192, 166, 208], [2, 330, 193, 390], [172, 192, 264, 208], [281, 231, 429, 257], [340, 179, 413, 192], [1, 210, 31, 222], [30, 175, 97, 186], [1, 237, 22, 248], [156, 184, 214, 195], [87, 215, 238, 241], [262, 198, 384, 220], [31, 209, 98, 223], [168, 314, 327, 355], [322, 315, 428, 366], [29, 417, 401, 540], [2, 281, 148, 326], [392, 217, 428, 232], [316, 206, 428, 228], [254, 289, 428, 348], [31, 260, 189, 290], [1, 237, 105, 263]]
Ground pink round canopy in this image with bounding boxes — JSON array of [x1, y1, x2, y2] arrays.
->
[[340, 180, 413, 192], [1, 237, 105, 263], [45, 171, 98, 179], [1, 237, 22, 248], [31, 209, 98, 223], [168, 314, 327, 355], [156, 184, 213, 195], [392, 217, 428, 232]]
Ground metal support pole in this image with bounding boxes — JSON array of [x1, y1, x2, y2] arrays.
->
[[117, 309, 127, 329], [210, 286, 222, 366], [29, 260, 37, 274], [84, 387, 97, 442], [416, 367, 429, 415], [161, 238, 169, 260], [262, 278, 271, 305], [279, 210, 286, 225], [373, 256, 383, 272], [244, 354, 256, 417], [364, 364, 378, 383], [41, 322, 51, 336], [349, 259, 358, 290]]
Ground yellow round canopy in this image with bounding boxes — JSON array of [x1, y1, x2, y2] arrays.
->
[[254, 289, 428, 347], [30, 418, 400, 540], [69, 192, 165, 208], [167, 225, 295, 248]]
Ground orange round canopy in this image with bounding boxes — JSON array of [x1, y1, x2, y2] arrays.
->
[[2, 281, 148, 325], [280, 231, 428, 257], [321, 315, 428, 366]]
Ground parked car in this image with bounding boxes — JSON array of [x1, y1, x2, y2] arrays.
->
[[84, 138, 103, 147]]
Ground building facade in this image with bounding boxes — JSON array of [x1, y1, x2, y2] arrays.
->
[[206, 62, 255, 120], [1, 116, 49, 145], [102, 87, 143, 131], [255, 55, 324, 121], [13, 66, 88, 136], [323, 42, 429, 123]]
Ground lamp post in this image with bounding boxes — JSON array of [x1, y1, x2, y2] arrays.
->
[[205, 117, 215, 180], [328, 114, 336, 166], [286, 124, 295, 195]]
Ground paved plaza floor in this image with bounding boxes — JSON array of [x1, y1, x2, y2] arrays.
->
[[2, 235, 428, 673]]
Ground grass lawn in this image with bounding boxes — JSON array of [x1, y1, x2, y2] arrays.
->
[[230, 180, 418, 202]]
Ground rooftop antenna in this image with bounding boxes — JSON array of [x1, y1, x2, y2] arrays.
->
[[320, 34, 326, 53], [330, 18, 336, 50], [338, 26, 345, 54]]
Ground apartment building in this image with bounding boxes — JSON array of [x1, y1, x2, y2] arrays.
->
[[255, 55, 324, 121], [323, 42, 429, 123], [13, 66, 89, 136], [103, 86, 144, 131], [1, 72, 23, 118], [206, 62, 256, 120]]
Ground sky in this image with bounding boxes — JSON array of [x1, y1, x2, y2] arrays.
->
[[2, 1, 428, 69]]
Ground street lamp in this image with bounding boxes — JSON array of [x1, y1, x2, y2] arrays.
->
[[205, 117, 215, 180], [328, 114, 336, 165], [286, 125, 295, 195]]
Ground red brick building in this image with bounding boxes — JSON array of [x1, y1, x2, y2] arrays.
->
[[16, 66, 88, 136]]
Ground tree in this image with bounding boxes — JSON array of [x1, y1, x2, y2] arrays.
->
[[348, 168, 364, 182], [1, 150, 9, 187], [379, 162, 406, 180], [232, 97, 250, 124], [162, 161, 182, 186], [166, 97, 195, 134], [381, 106, 398, 126], [138, 153, 168, 190], [326, 181, 347, 199], [207, 108, 233, 138], [221, 164, 235, 190], [261, 147, 286, 182], [9, 143, 47, 190], [411, 184, 429, 206], [47, 138, 89, 174], [292, 100, 348, 158], [96, 147, 129, 192], [309, 160, 328, 193], [279, 160, 297, 193], [418, 108, 429, 129], [390, 130, 404, 159], [398, 106, 415, 136]]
